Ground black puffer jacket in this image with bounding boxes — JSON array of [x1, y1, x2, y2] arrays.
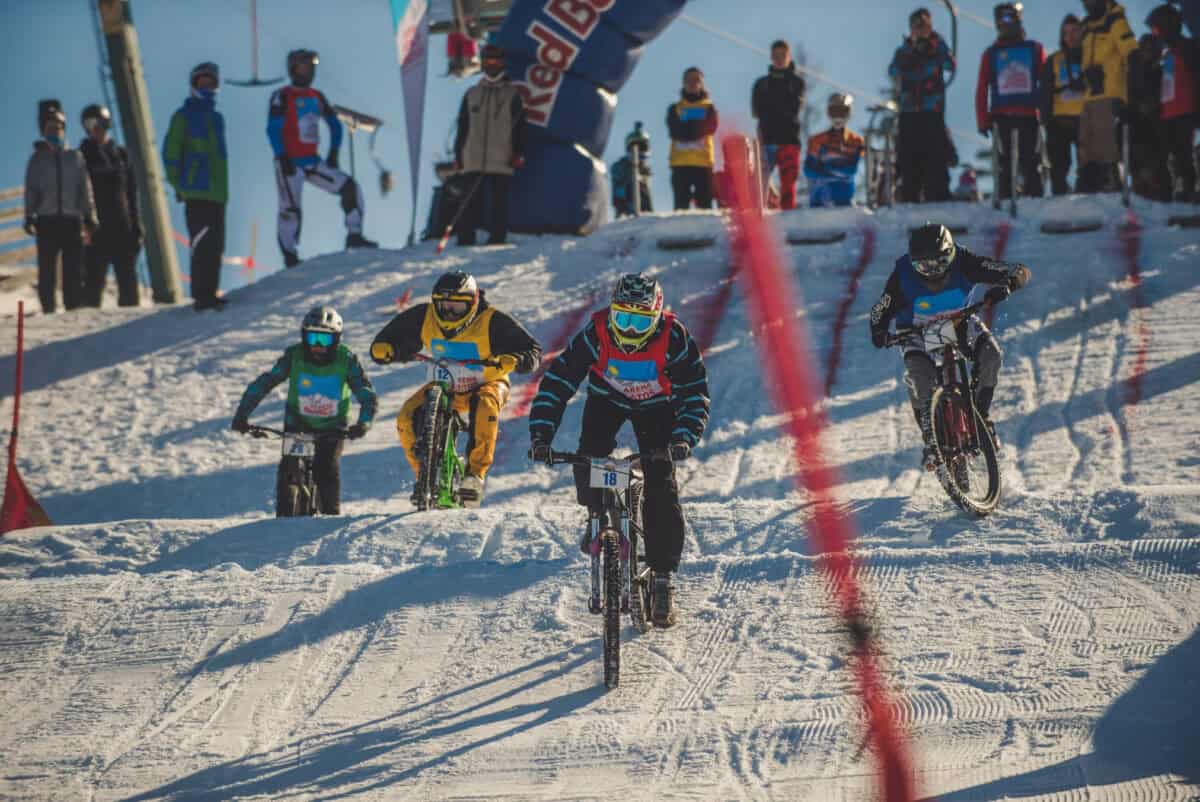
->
[[79, 137, 140, 239], [751, 64, 807, 145]]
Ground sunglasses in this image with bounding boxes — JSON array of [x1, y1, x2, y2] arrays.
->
[[84, 117, 110, 132], [305, 330, 335, 347], [612, 309, 655, 334]]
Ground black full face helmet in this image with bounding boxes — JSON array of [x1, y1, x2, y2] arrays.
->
[[909, 223, 957, 281], [431, 271, 480, 336]]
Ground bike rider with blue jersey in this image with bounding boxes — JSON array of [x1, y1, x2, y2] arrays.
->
[[529, 274, 710, 628], [869, 224, 1031, 469]]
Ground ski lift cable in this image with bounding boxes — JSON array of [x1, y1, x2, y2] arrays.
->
[[86, 0, 122, 139], [677, 12, 989, 147]]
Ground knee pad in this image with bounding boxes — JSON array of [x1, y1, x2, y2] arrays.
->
[[339, 178, 360, 214]]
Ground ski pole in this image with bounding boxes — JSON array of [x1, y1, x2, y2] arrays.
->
[[991, 123, 1001, 210], [436, 173, 485, 254], [1009, 126, 1019, 219]]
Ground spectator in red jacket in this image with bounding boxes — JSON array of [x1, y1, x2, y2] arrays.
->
[[976, 2, 1046, 199], [751, 41, 806, 210], [1147, 3, 1200, 200]]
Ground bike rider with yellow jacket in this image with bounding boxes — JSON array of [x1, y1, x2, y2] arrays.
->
[[869, 224, 1031, 470], [528, 273, 710, 628], [370, 271, 541, 507]]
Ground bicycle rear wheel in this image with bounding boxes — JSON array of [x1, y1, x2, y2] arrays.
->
[[413, 386, 444, 511], [603, 530, 621, 689], [930, 386, 1002, 516]]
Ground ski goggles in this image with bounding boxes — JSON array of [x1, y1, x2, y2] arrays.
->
[[611, 307, 656, 334], [304, 330, 335, 347], [913, 254, 952, 277], [83, 116, 110, 133], [434, 298, 472, 320]]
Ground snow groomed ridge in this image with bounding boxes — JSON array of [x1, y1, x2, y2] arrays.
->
[[0, 196, 1198, 800]]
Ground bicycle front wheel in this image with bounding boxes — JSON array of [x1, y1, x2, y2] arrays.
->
[[414, 385, 444, 511], [930, 386, 1001, 516], [603, 530, 621, 689]]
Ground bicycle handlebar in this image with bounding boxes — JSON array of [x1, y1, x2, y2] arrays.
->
[[244, 424, 347, 441], [534, 449, 674, 466], [884, 301, 989, 347], [413, 353, 502, 369]]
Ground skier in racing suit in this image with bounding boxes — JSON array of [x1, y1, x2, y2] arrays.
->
[[528, 273, 710, 628], [268, 48, 376, 267], [869, 223, 1031, 468]]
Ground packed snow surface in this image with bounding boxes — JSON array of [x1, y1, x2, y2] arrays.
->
[[1, 197, 1198, 800]]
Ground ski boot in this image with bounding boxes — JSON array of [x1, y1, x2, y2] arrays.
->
[[345, 232, 378, 250], [651, 571, 677, 628]]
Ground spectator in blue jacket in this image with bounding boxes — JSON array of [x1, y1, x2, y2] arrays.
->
[[889, 7, 956, 202]]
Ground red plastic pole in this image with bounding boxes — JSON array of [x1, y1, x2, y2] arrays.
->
[[722, 133, 916, 802]]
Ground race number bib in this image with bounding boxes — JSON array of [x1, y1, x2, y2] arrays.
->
[[427, 360, 484, 394], [997, 57, 1033, 96], [282, 433, 316, 458], [1161, 53, 1177, 104], [296, 373, 342, 419], [602, 358, 665, 401], [294, 96, 322, 145], [589, 459, 631, 490]]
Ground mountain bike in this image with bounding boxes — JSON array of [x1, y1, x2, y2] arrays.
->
[[887, 302, 1002, 516], [537, 450, 658, 689], [410, 354, 499, 511], [245, 425, 347, 517]]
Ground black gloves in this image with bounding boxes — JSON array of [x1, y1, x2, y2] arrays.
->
[[231, 415, 250, 434], [23, 217, 36, 237], [278, 154, 296, 176], [327, 149, 339, 170], [871, 327, 888, 349], [347, 423, 368, 440], [985, 285, 1010, 305], [668, 442, 692, 461], [1083, 65, 1105, 95], [529, 443, 553, 465]]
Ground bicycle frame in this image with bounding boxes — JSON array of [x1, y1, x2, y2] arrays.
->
[[413, 354, 498, 510], [583, 462, 638, 615]]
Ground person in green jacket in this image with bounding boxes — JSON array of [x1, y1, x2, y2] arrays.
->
[[232, 306, 378, 515], [162, 62, 229, 311]]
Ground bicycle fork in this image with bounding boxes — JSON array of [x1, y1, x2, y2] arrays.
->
[[587, 512, 633, 615]]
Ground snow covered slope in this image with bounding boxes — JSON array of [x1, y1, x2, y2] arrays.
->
[[0, 197, 1197, 801]]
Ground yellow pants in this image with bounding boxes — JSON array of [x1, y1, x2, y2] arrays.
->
[[397, 380, 509, 479]]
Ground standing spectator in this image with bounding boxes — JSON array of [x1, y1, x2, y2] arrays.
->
[[1078, 0, 1138, 192], [611, 122, 653, 218], [976, 2, 1046, 199], [1040, 15, 1086, 194], [1148, 3, 1200, 201], [803, 93, 865, 207], [667, 67, 719, 210], [269, 49, 376, 267], [1174, 0, 1200, 37], [79, 104, 141, 308], [164, 62, 228, 311], [751, 40, 806, 210], [24, 101, 96, 314], [1127, 33, 1173, 199], [889, 7, 956, 203], [453, 43, 527, 246]]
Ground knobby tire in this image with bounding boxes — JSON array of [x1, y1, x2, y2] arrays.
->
[[415, 385, 443, 511], [603, 530, 621, 689], [931, 386, 1002, 516]]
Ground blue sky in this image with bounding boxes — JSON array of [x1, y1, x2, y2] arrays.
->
[[2, 0, 1165, 288]]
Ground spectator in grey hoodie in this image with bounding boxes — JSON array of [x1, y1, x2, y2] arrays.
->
[[24, 102, 97, 313]]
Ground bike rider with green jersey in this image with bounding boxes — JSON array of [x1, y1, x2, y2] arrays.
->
[[529, 273, 710, 628], [869, 223, 1031, 469], [232, 306, 378, 514]]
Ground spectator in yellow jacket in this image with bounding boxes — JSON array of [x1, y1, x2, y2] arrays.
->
[[666, 67, 719, 210], [1078, 0, 1138, 191]]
